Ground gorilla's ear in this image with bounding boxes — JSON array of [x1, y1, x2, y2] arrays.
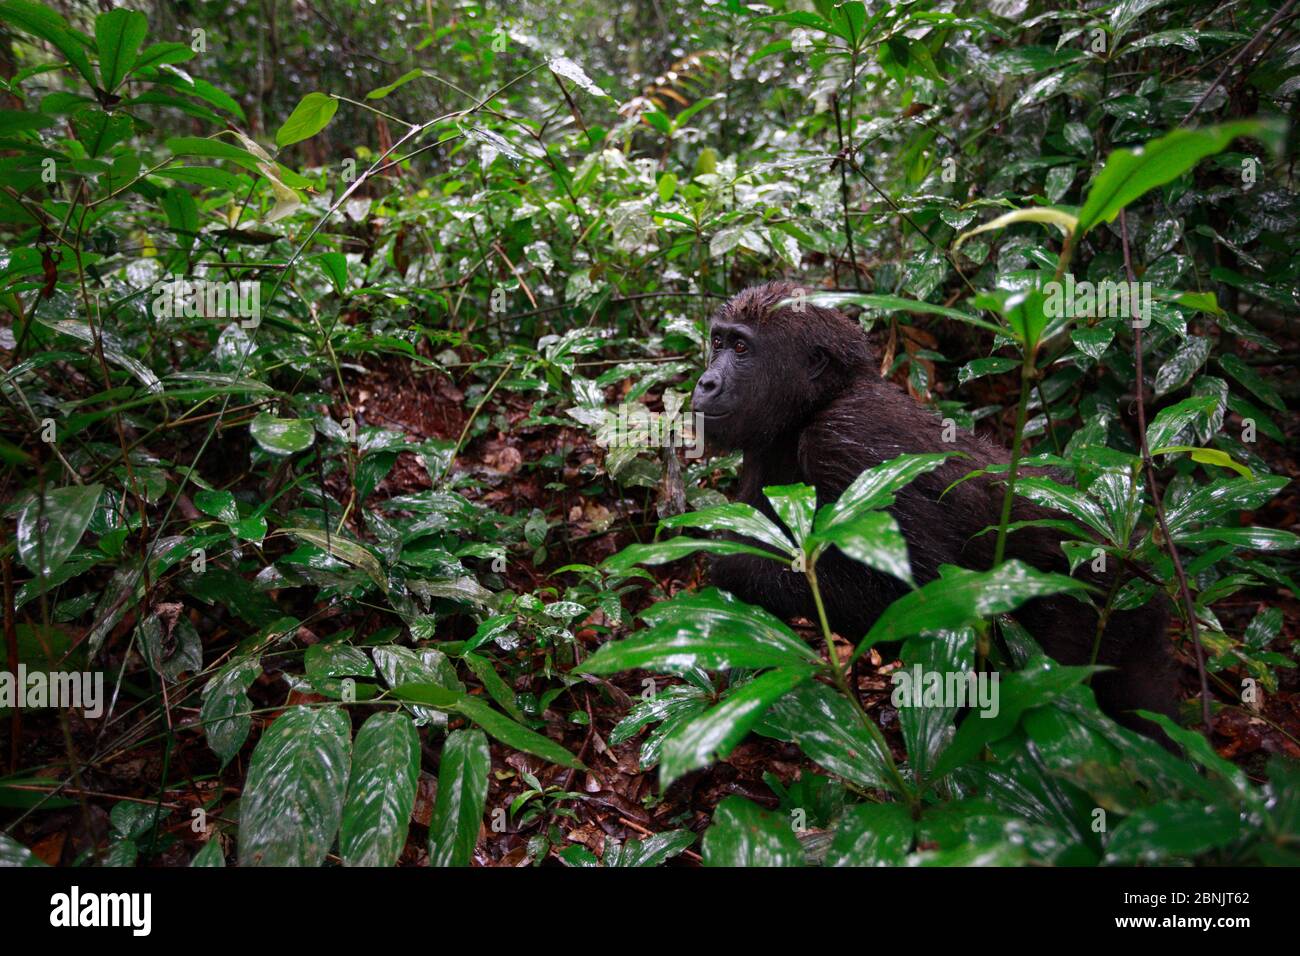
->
[[808, 346, 831, 380]]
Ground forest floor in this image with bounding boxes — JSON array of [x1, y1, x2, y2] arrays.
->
[[6, 339, 1299, 867]]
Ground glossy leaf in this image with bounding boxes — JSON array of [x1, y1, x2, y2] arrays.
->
[[200, 656, 262, 766], [600, 536, 781, 573], [764, 483, 816, 547], [701, 796, 802, 867], [931, 658, 1100, 778], [953, 206, 1078, 249], [340, 712, 420, 867], [428, 728, 490, 867], [808, 509, 913, 585], [826, 802, 915, 866], [16, 483, 102, 579], [816, 453, 954, 531], [250, 413, 315, 455], [582, 588, 820, 675], [1105, 801, 1245, 864], [1164, 476, 1289, 538], [1145, 394, 1219, 451], [659, 667, 812, 789], [658, 501, 795, 556], [1076, 121, 1263, 235], [0, 0, 96, 87], [456, 697, 585, 770], [1013, 475, 1113, 542], [856, 562, 1092, 659], [758, 680, 897, 792], [238, 706, 352, 866], [275, 92, 339, 148], [95, 8, 148, 91]]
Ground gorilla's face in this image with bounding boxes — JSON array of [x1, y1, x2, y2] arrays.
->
[[692, 315, 827, 451], [692, 317, 750, 446]]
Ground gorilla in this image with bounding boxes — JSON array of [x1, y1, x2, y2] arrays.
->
[[690, 280, 1180, 741]]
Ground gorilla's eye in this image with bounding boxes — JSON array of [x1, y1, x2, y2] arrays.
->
[[711, 336, 722, 351], [734, 340, 748, 354]]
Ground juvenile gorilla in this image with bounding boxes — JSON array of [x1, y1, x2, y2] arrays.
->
[[691, 281, 1179, 739]]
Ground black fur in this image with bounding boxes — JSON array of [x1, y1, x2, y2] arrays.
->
[[692, 281, 1179, 741]]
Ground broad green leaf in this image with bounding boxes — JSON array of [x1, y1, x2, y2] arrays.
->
[[276, 92, 339, 148], [953, 206, 1078, 249], [1013, 475, 1113, 542], [428, 729, 491, 867], [238, 706, 352, 867], [312, 251, 348, 293], [659, 667, 812, 789], [763, 483, 816, 547], [190, 840, 225, 867], [0, 832, 46, 867], [286, 528, 385, 587], [1075, 121, 1264, 235], [899, 628, 976, 780], [659, 501, 795, 556], [1104, 800, 1244, 864], [456, 697, 584, 770], [16, 483, 102, 579], [133, 41, 194, 72], [367, 68, 425, 99], [0, 0, 96, 86], [808, 510, 913, 585], [600, 537, 780, 572], [817, 452, 954, 531], [1174, 526, 1299, 551], [856, 562, 1092, 659], [1164, 476, 1289, 537], [701, 796, 802, 866], [165, 135, 264, 172], [826, 802, 915, 866], [194, 488, 238, 523], [606, 829, 696, 867], [1136, 712, 1250, 795], [394, 681, 581, 769], [1154, 335, 1211, 397], [306, 643, 378, 680], [200, 655, 262, 766], [72, 106, 133, 157], [340, 712, 419, 867], [95, 7, 147, 91], [250, 413, 316, 455], [1145, 395, 1219, 451], [1070, 326, 1115, 360], [581, 588, 820, 675], [931, 658, 1100, 778], [758, 680, 897, 791], [37, 318, 161, 392], [1219, 353, 1284, 411]]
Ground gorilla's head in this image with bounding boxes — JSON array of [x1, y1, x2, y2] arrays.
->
[[692, 281, 873, 451]]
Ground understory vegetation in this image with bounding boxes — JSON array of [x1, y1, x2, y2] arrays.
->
[[0, 0, 1297, 868]]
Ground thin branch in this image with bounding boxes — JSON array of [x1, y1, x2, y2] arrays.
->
[[1119, 209, 1213, 731]]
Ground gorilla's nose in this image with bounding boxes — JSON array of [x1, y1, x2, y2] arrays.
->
[[693, 370, 721, 410], [696, 370, 720, 397]]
